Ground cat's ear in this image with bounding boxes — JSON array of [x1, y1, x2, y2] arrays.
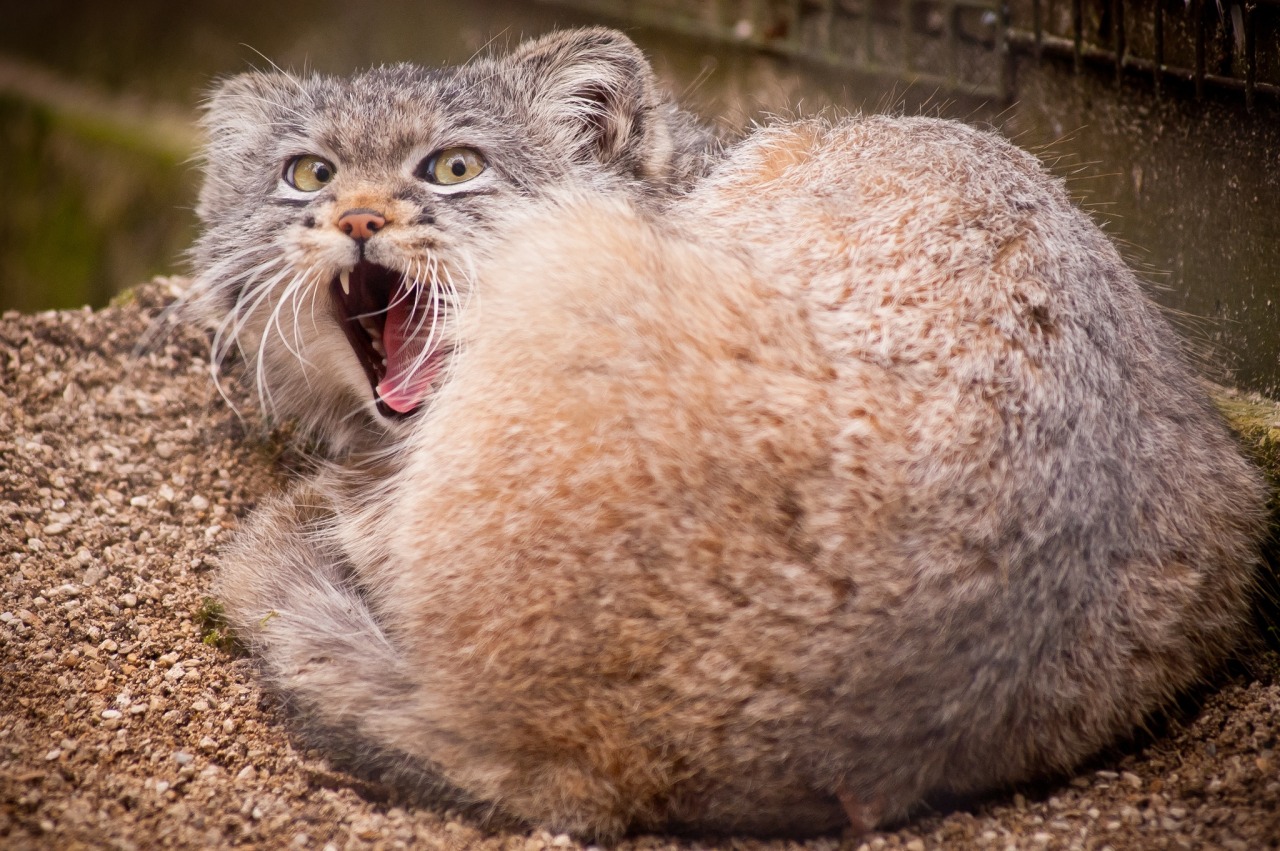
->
[[195, 72, 300, 220], [506, 28, 676, 181], [199, 71, 301, 138]]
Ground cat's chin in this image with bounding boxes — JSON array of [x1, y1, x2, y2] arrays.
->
[[329, 260, 447, 418]]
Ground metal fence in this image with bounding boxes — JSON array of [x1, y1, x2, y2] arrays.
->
[[558, 0, 1280, 105]]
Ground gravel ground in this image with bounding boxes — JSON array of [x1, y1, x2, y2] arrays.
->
[[2, 283, 1279, 850]]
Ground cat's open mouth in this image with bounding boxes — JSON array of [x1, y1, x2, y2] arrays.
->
[[330, 260, 447, 419]]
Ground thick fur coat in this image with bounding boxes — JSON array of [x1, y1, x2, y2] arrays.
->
[[189, 29, 1267, 840]]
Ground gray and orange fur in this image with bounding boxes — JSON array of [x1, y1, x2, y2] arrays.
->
[[188, 28, 1267, 840]]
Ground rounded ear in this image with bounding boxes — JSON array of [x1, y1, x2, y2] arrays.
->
[[195, 71, 303, 221], [199, 70, 302, 148], [504, 28, 676, 180]]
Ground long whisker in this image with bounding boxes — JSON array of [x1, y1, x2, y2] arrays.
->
[[268, 268, 320, 372], [387, 265, 440, 397], [306, 267, 326, 340], [441, 253, 477, 392], [141, 240, 280, 357], [214, 260, 291, 370], [194, 253, 289, 415], [206, 258, 295, 419], [208, 256, 288, 370], [244, 265, 301, 418], [435, 261, 468, 391], [378, 273, 418, 318]]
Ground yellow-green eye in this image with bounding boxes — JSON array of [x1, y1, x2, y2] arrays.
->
[[285, 155, 336, 192], [427, 147, 485, 185]]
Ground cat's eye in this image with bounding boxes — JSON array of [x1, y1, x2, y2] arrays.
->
[[423, 147, 486, 186], [285, 155, 337, 192]]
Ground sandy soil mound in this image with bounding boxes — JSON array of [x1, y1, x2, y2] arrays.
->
[[2, 284, 1278, 850]]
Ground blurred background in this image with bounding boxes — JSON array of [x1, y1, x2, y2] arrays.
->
[[1, 0, 1277, 393]]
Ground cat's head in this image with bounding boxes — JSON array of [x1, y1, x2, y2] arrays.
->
[[187, 27, 713, 455]]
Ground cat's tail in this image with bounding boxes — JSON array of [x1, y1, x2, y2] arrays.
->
[[213, 486, 470, 808]]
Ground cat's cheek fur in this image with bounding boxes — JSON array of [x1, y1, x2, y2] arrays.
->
[[255, 302, 377, 434]]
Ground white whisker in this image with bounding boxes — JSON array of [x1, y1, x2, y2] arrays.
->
[[267, 269, 323, 383], [208, 256, 288, 369]]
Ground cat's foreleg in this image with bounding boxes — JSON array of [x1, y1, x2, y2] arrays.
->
[[214, 485, 454, 793]]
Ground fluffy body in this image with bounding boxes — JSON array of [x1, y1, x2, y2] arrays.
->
[[196, 31, 1267, 840]]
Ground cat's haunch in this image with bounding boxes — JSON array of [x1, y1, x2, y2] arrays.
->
[[187, 28, 1266, 840]]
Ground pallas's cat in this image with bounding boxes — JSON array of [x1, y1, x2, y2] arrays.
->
[[186, 27, 1266, 839]]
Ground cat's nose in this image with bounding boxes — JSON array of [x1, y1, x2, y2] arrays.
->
[[337, 209, 387, 241]]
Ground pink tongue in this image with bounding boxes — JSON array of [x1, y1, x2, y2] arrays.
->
[[376, 296, 436, 414]]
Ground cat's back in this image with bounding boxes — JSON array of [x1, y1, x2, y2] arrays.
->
[[683, 115, 1147, 376], [681, 115, 1255, 526]]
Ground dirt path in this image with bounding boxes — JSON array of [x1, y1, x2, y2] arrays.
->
[[2, 285, 1278, 850]]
